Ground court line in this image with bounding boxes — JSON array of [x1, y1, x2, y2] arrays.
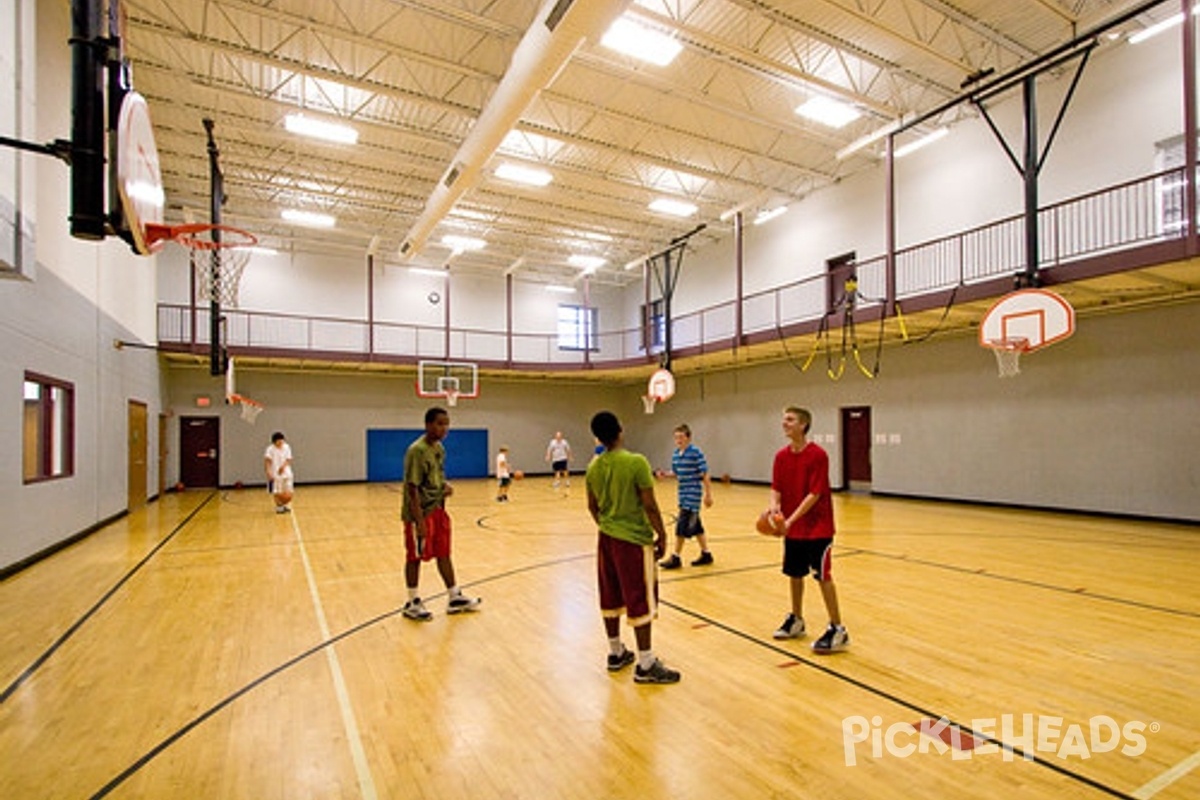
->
[[85, 552, 592, 798], [288, 511, 378, 800], [659, 598, 1140, 800], [1130, 750, 1200, 799], [0, 492, 216, 704], [850, 546, 1200, 618]]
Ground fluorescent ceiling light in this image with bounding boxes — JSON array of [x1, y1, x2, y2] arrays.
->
[[495, 162, 553, 187], [836, 120, 901, 160], [450, 208, 493, 221], [409, 266, 448, 278], [246, 246, 279, 256], [894, 127, 949, 158], [795, 96, 861, 129], [649, 198, 698, 217], [281, 209, 335, 228], [753, 206, 788, 226], [284, 113, 359, 145], [545, 284, 576, 294], [569, 254, 607, 272], [601, 17, 683, 66], [441, 235, 486, 254], [1129, 12, 1186, 45]]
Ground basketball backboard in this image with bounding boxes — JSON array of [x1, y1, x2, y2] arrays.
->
[[417, 361, 479, 406], [979, 288, 1075, 351], [115, 91, 165, 255]]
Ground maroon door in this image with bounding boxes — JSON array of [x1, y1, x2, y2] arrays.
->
[[180, 416, 219, 488], [841, 406, 871, 490]]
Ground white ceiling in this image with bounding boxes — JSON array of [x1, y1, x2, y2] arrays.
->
[[121, 0, 1170, 287]]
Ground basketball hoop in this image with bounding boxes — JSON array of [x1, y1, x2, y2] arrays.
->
[[228, 393, 264, 424], [445, 389, 459, 407], [641, 394, 657, 415], [985, 337, 1029, 378], [145, 223, 257, 308]]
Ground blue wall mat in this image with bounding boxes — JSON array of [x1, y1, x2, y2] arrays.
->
[[367, 429, 489, 482]]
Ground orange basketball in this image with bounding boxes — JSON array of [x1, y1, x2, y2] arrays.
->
[[513, 470, 524, 480], [756, 511, 785, 536]]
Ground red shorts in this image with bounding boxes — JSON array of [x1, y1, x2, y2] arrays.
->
[[597, 533, 657, 627], [404, 507, 452, 563]]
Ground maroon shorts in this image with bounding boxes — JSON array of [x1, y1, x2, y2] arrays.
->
[[404, 507, 452, 563], [597, 533, 657, 627]]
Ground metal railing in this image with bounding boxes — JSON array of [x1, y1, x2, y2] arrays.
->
[[159, 168, 1190, 367]]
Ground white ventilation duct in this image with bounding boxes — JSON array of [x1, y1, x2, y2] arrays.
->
[[398, 0, 632, 259]]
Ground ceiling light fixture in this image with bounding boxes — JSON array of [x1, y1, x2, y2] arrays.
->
[[440, 235, 486, 254], [568, 254, 607, 273], [1128, 11, 1189, 45], [649, 198, 698, 217], [545, 284, 576, 293], [284, 113, 359, 145], [601, 17, 683, 67], [836, 120, 902, 160], [495, 162, 554, 187], [893, 127, 949, 158], [409, 266, 449, 278], [281, 209, 335, 228], [795, 96, 861, 129], [753, 206, 788, 226]]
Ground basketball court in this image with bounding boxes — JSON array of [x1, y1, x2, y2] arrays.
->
[[3, 1, 1200, 798], [1, 481, 1197, 798]]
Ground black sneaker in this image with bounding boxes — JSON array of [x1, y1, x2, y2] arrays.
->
[[659, 554, 683, 570], [634, 659, 681, 684], [690, 551, 714, 566], [607, 647, 636, 672], [773, 613, 805, 640], [812, 624, 849, 653]]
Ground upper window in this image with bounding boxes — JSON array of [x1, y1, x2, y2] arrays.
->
[[557, 304, 599, 352], [23, 373, 74, 483], [641, 298, 665, 353]]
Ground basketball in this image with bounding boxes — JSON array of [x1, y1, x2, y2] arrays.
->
[[756, 511, 785, 536], [513, 470, 524, 480]]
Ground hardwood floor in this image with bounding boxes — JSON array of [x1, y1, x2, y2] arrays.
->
[[2, 479, 1197, 799]]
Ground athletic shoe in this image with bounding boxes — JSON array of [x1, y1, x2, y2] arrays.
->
[[447, 594, 482, 614], [402, 598, 433, 622], [691, 551, 714, 567], [659, 554, 683, 570], [607, 647, 636, 672], [773, 613, 805, 640], [634, 659, 681, 684], [812, 624, 850, 653]]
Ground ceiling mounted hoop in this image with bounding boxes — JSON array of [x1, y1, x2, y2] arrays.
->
[[228, 393, 264, 424]]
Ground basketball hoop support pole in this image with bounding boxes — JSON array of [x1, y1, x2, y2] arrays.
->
[[205, 118, 225, 376]]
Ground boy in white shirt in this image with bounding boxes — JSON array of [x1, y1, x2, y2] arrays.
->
[[264, 431, 294, 513]]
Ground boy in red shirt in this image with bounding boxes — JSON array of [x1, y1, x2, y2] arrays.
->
[[768, 407, 849, 653]]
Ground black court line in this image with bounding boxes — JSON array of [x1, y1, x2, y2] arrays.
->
[[851, 546, 1200, 619], [86, 552, 593, 799], [0, 492, 217, 704], [659, 598, 1139, 800]]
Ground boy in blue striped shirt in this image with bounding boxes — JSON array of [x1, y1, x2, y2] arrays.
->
[[660, 424, 715, 569]]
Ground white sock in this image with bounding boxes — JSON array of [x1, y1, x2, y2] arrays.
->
[[448, 585, 462, 599], [407, 587, 419, 602], [638, 650, 655, 670], [609, 638, 625, 656]]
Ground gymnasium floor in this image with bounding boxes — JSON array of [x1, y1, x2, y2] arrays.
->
[[1, 478, 1197, 799]]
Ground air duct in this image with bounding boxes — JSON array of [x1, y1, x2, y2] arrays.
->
[[398, 0, 632, 259]]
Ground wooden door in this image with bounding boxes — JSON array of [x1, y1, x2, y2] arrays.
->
[[180, 416, 220, 488], [127, 401, 148, 509], [841, 406, 872, 491], [157, 414, 168, 498]]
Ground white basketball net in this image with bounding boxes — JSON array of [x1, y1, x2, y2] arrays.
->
[[192, 247, 251, 308], [642, 394, 657, 414], [988, 338, 1028, 378]]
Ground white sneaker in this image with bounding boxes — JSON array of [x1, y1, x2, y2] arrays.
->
[[402, 598, 432, 621], [447, 594, 482, 614], [812, 623, 849, 653], [773, 613, 805, 640]]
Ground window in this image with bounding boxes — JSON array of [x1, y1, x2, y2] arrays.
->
[[641, 298, 665, 353], [557, 304, 598, 351], [23, 373, 74, 482]]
